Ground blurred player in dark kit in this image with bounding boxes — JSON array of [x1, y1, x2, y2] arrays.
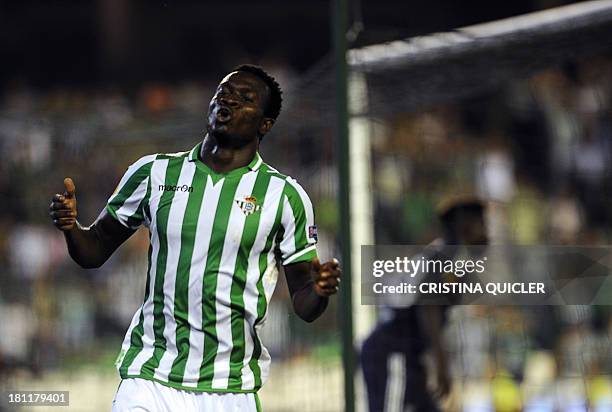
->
[[361, 197, 488, 412]]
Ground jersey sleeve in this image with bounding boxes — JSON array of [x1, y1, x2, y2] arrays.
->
[[105, 154, 156, 230], [279, 177, 318, 266]]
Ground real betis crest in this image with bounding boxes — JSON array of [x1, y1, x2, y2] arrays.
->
[[235, 195, 261, 216]]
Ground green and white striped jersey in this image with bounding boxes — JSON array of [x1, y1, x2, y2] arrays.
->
[[107, 142, 318, 393]]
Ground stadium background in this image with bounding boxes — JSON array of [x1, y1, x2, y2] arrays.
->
[[1, 0, 611, 410]]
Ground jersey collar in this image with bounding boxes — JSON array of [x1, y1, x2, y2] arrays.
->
[[188, 142, 263, 172]]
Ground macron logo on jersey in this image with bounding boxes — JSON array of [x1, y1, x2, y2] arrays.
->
[[159, 184, 194, 193]]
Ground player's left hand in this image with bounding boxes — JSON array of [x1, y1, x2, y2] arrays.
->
[[312, 257, 341, 297]]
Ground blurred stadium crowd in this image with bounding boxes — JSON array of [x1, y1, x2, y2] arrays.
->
[[1, 52, 611, 411]]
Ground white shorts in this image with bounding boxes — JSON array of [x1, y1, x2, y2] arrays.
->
[[111, 378, 261, 412]]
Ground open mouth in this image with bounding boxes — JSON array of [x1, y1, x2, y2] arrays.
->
[[215, 106, 232, 123]]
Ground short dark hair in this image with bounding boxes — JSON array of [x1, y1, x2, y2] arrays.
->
[[439, 201, 484, 229], [233, 64, 283, 120]]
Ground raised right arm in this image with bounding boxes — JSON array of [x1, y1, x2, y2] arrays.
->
[[50, 178, 136, 269]]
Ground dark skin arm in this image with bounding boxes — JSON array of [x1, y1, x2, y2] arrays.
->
[[284, 258, 341, 323], [49, 178, 136, 268]]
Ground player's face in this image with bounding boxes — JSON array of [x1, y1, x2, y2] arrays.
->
[[207, 71, 271, 145]]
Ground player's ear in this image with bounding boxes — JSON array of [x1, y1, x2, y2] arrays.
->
[[259, 118, 274, 137]]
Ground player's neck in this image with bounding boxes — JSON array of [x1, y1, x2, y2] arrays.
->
[[200, 134, 259, 174]]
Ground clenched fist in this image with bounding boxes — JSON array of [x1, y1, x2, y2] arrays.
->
[[312, 257, 341, 297], [49, 178, 78, 231]]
